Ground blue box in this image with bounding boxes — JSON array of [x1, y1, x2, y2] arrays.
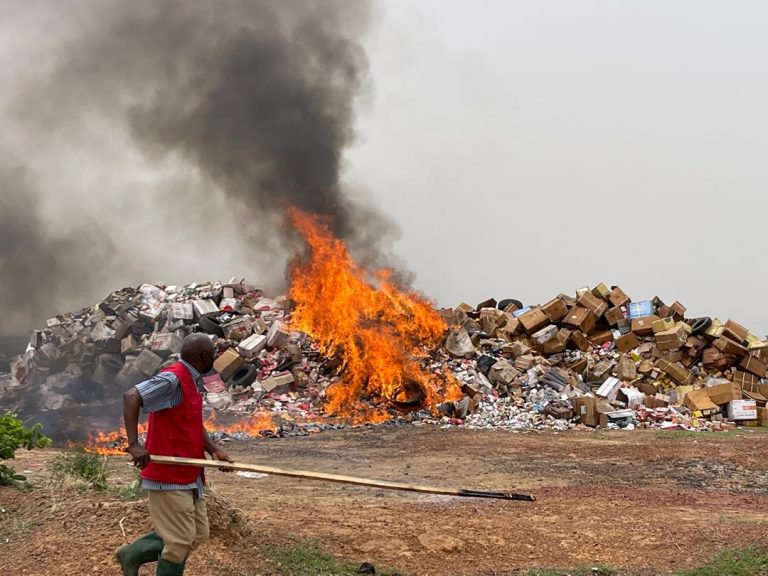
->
[[628, 300, 654, 319], [512, 306, 532, 318]]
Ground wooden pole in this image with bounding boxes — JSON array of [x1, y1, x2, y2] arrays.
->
[[150, 455, 535, 502]]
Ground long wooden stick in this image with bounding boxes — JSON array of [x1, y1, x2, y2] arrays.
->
[[150, 455, 535, 501]]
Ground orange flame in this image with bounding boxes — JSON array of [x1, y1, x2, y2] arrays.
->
[[83, 422, 149, 455], [287, 208, 461, 418]]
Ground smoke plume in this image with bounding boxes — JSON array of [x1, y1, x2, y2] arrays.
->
[[0, 0, 396, 333]]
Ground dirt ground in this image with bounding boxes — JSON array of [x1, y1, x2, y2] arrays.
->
[[1, 426, 768, 575]]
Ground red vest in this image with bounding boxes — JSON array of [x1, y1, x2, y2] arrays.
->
[[140, 362, 205, 485]]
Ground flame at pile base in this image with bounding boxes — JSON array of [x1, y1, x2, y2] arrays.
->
[[287, 208, 462, 418]]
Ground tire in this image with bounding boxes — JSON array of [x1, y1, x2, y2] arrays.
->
[[498, 298, 524, 311], [100, 354, 124, 373], [690, 317, 712, 336], [199, 313, 224, 337], [227, 363, 257, 388]]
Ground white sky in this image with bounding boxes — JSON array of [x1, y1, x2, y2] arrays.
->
[[347, 0, 768, 335], [0, 1, 766, 336]]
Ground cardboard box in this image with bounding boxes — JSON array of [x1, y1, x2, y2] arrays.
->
[[261, 371, 296, 393], [542, 298, 568, 323], [604, 306, 626, 326], [519, 308, 549, 335], [563, 307, 597, 333], [631, 316, 660, 337], [596, 377, 622, 400], [592, 283, 611, 299], [589, 329, 614, 345], [614, 332, 639, 353], [572, 396, 598, 427], [684, 389, 719, 414], [644, 394, 669, 409], [616, 356, 637, 380], [757, 407, 768, 427], [714, 336, 749, 357], [724, 319, 749, 342], [213, 348, 245, 381], [607, 287, 630, 307], [656, 359, 694, 385], [542, 329, 570, 354], [727, 399, 757, 420], [617, 386, 644, 409], [740, 355, 767, 378], [655, 325, 687, 351], [238, 333, 267, 359], [578, 292, 608, 318], [133, 349, 163, 376], [192, 299, 219, 319], [628, 301, 654, 319], [731, 370, 758, 388], [670, 301, 686, 320], [706, 381, 741, 405], [652, 317, 676, 334], [570, 331, 591, 352], [266, 320, 290, 349]]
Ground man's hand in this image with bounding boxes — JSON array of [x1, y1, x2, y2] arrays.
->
[[127, 442, 150, 469], [212, 448, 234, 472]]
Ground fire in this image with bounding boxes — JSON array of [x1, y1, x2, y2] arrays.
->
[[83, 422, 148, 455], [204, 410, 277, 435], [287, 208, 461, 417]]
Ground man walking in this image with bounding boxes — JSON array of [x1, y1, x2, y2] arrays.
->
[[116, 333, 233, 576]]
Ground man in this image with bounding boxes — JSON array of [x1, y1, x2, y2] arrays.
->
[[116, 333, 233, 576]]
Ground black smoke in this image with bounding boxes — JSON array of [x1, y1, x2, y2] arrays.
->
[[0, 0, 399, 333]]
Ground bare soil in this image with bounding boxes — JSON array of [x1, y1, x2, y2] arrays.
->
[[2, 427, 768, 575]]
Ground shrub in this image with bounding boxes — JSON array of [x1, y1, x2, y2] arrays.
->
[[0, 411, 51, 486]]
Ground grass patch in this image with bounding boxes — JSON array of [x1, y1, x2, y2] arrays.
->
[[674, 546, 768, 576], [49, 449, 108, 491], [521, 567, 616, 576], [111, 467, 143, 500], [264, 540, 404, 576]]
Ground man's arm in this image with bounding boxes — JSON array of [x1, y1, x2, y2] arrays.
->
[[123, 387, 150, 468]]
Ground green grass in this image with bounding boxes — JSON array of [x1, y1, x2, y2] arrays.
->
[[264, 540, 404, 576], [674, 546, 768, 576], [520, 568, 616, 576], [49, 449, 108, 491]]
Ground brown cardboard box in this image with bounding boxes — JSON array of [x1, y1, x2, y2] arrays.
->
[[604, 306, 626, 326], [563, 307, 597, 333], [670, 301, 687, 320], [684, 336, 707, 356], [724, 319, 749, 342], [732, 370, 758, 387], [572, 396, 598, 427], [757, 407, 768, 427], [616, 356, 637, 380], [592, 283, 611, 299], [542, 298, 568, 322], [644, 394, 670, 409], [714, 336, 749, 357], [740, 355, 767, 378], [707, 381, 742, 405], [656, 359, 694, 385], [654, 348, 684, 362], [655, 325, 687, 351], [578, 292, 608, 318], [589, 329, 614, 345], [569, 356, 589, 374], [702, 347, 734, 370], [213, 348, 245, 381], [615, 332, 640, 353], [542, 329, 570, 354], [684, 389, 719, 414], [569, 331, 591, 353], [519, 308, 549, 335], [631, 316, 660, 337], [637, 381, 659, 395], [608, 287, 630, 307], [652, 317, 676, 334]]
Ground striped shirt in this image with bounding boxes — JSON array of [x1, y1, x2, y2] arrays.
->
[[136, 359, 205, 496]]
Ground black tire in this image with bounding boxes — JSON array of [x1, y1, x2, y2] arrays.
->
[[227, 363, 257, 388], [199, 313, 224, 337], [690, 317, 712, 336], [498, 298, 524, 311], [100, 354, 124, 373]]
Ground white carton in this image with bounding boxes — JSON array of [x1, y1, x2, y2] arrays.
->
[[727, 399, 757, 420]]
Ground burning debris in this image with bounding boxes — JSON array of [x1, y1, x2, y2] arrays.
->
[[3, 279, 768, 451]]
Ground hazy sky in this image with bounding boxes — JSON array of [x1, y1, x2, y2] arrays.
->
[[348, 1, 768, 335], [1, 1, 767, 336]]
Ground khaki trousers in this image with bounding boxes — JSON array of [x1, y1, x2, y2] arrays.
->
[[147, 490, 209, 563]]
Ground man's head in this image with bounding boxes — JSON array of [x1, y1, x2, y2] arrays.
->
[[180, 333, 215, 374]]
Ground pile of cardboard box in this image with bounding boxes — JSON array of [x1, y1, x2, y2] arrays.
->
[[438, 284, 768, 431], [4, 279, 768, 434]]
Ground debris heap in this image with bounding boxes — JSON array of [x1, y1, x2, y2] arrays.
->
[[3, 281, 768, 436]]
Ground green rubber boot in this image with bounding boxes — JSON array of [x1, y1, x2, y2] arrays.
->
[[156, 558, 186, 575], [115, 532, 164, 576]]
